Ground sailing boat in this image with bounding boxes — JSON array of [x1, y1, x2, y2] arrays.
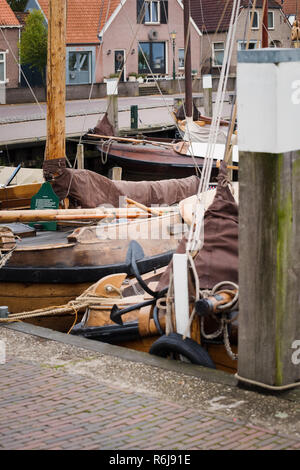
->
[[67, 0, 242, 372], [85, 0, 237, 181], [0, 0, 201, 315]]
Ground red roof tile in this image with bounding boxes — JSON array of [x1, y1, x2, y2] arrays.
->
[[280, 0, 299, 16], [37, 0, 121, 44], [0, 0, 20, 26], [191, 0, 281, 33]]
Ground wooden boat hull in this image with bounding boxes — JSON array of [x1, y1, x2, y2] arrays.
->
[[0, 250, 173, 284], [96, 141, 218, 181], [69, 275, 238, 374], [0, 281, 88, 330], [0, 213, 181, 313]]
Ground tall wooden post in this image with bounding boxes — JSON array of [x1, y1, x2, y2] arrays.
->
[[202, 74, 212, 117], [183, 0, 192, 119], [106, 79, 119, 135], [237, 49, 300, 389], [44, 0, 66, 161], [262, 0, 269, 48]]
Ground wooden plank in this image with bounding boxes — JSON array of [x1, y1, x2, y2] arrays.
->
[[0, 281, 91, 314], [238, 150, 300, 387], [0, 183, 42, 201]]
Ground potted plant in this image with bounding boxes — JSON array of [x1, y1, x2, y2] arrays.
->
[[128, 72, 138, 82], [137, 74, 146, 83]]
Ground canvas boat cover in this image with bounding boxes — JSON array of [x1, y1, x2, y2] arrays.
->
[[157, 161, 238, 291], [0, 167, 44, 186], [43, 158, 200, 208]]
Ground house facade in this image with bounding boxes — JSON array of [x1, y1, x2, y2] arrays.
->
[[0, 0, 21, 89], [25, 0, 201, 85], [97, 0, 201, 82], [190, 0, 292, 75]]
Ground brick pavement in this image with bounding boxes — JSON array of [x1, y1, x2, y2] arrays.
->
[[0, 356, 299, 451]]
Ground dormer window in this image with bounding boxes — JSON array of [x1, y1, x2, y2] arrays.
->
[[145, 1, 160, 24], [137, 0, 168, 24]]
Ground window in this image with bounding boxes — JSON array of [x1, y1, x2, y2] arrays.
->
[[0, 53, 6, 83], [250, 10, 259, 29], [67, 47, 95, 85], [137, 0, 168, 24], [145, 1, 160, 23], [178, 48, 184, 69], [138, 42, 166, 74], [212, 42, 224, 67], [268, 11, 274, 29], [238, 40, 259, 50]]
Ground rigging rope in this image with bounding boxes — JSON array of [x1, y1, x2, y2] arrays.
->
[[186, 0, 241, 256], [0, 27, 45, 118]]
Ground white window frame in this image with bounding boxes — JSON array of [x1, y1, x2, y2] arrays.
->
[[268, 11, 274, 30], [250, 10, 259, 30], [212, 42, 225, 67], [145, 0, 160, 25], [237, 39, 260, 50], [0, 52, 6, 84], [178, 48, 184, 69]]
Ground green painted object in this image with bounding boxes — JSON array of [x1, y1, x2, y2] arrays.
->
[[30, 181, 59, 231]]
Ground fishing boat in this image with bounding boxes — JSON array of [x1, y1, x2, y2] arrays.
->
[[0, 0, 201, 313], [85, 132, 238, 181], [70, 165, 239, 374], [0, 167, 238, 375], [68, 0, 243, 373]]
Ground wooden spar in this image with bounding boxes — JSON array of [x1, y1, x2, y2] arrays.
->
[[183, 0, 193, 119], [125, 198, 162, 217], [86, 133, 174, 148], [0, 208, 160, 223], [262, 0, 269, 48], [44, 0, 66, 161]]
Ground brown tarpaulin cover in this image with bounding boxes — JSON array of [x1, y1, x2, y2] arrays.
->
[[157, 162, 239, 291], [43, 158, 200, 208], [92, 112, 115, 136]]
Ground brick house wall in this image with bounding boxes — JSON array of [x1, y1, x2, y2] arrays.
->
[[199, 7, 292, 75], [0, 27, 20, 88]]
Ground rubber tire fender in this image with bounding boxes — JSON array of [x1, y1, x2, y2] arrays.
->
[[149, 332, 216, 369]]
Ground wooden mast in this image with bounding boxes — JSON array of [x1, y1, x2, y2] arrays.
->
[[183, 0, 193, 119], [44, 0, 66, 161], [262, 0, 268, 48]]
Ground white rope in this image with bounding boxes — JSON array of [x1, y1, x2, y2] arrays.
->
[[234, 373, 300, 391], [78, 0, 111, 147], [186, 0, 241, 255]]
